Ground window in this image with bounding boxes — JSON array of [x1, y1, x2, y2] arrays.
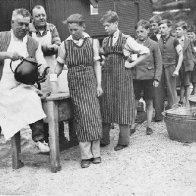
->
[[90, 4, 98, 15]]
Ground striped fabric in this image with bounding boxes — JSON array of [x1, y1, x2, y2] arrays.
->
[[100, 32, 135, 125], [64, 38, 102, 142]]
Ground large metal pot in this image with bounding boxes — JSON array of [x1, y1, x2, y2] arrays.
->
[[163, 107, 196, 143], [189, 95, 196, 107], [10, 57, 49, 85]]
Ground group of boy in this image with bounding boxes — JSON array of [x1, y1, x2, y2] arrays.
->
[[1, 5, 196, 169], [130, 15, 196, 136]]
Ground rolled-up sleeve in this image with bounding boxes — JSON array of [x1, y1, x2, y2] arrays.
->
[[93, 38, 101, 62], [57, 42, 66, 64], [123, 37, 149, 57]]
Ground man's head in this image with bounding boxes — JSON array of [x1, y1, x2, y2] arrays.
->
[[159, 19, 173, 37], [64, 14, 85, 40], [11, 8, 31, 40], [149, 15, 162, 34], [100, 10, 119, 36], [135, 20, 150, 41], [32, 5, 47, 28], [175, 21, 187, 38]]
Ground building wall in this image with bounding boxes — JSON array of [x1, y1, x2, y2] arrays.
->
[[0, 0, 91, 40], [0, 0, 153, 39], [89, 0, 153, 38]]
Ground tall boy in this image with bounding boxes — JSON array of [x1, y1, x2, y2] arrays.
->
[[128, 20, 162, 135], [149, 15, 165, 122], [175, 21, 195, 105], [158, 19, 183, 109], [100, 11, 149, 151]]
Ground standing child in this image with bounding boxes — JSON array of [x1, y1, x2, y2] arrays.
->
[[187, 26, 196, 95], [100, 11, 149, 151], [175, 21, 195, 105], [128, 20, 162, 135], [149, 15, 165, 122], [55, 14, 103, 168], [158, 19, 183, 109]]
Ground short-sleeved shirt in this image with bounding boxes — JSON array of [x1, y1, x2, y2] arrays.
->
[[57, 32, 100, 64]]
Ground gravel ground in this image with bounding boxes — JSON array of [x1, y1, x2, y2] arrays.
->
[[0, 121, 196, 196]]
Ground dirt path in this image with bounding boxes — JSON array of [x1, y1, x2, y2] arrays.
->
[[0, 122, 196, 196]]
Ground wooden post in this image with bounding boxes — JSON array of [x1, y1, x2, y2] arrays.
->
[[47, 100, 61, 173], [11, 132, 24, 169]]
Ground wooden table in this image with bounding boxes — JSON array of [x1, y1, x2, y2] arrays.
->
[[11, 92, 74, 173]]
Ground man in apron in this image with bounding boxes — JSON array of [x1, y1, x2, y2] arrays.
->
[[29, 5, 69, 150], [55, 14, 103, 168], [29, 5, 61, 93], [0, 8, 49, 152], [100, 11, 149, 151]]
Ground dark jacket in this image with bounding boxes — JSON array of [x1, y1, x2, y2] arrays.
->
[[133, 37, 162, 81], [181, 36, 194, 72]]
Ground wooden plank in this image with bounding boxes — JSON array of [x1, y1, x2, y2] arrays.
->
[[11, 132, 24, 169], [47, 100, 61, 173]]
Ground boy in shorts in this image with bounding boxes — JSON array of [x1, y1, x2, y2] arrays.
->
[[175, 21, 195, 105], [126, 20, 162, 135]]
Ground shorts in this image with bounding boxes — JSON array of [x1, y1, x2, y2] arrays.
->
[[179, 69, 191, 87], [191, 65, 196, 84], [133, 79, 155, 101]]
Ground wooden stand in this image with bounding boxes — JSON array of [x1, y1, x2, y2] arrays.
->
[[11, 92, 73, 173]]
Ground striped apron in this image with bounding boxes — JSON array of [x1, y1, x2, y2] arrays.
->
[[64, 39, 102, 142], [100, 32, 135, 125]]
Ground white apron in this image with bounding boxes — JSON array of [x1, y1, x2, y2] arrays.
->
[[0, 35, 46, 140], [31, 31, 69, 93]]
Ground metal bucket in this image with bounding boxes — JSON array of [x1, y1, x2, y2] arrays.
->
[[189, 95, 196, 107], [163, 106, 196, 143]]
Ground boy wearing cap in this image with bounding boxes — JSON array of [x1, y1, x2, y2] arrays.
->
[[55, 14, 103, 168], [175, 21, 195, 105], [100, 11, 149, 151]]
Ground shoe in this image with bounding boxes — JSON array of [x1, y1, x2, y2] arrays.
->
[[81, 159, 91, 168], [130, 128, 136, 135], [114, 144, 127, 151], [178, 101, 183, 105], [154, 118, 163, 122], [100, 143, 109, 147], [146, 127, 153, 135], [36, 140, 50, 153], [92, 157, 102, 164]]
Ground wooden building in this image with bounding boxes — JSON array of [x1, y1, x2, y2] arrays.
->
[[0, 0, 153, 40]]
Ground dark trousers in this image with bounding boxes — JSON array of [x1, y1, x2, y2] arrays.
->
[[29, 119, 45, 142], [101, 122, 130, 146], [30, 120, 69, 146], [163, 65, 178, 109], [153, 74, 165, 121]]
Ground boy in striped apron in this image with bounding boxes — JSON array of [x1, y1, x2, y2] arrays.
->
[[100, 11, 149, 151], [55, 14, 103, 168]]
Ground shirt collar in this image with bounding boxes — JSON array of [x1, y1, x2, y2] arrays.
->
[[29, 22, 50, 32], [137, 37, 149, 44], [178, 35, 185, 41], [10, 29, 27, 43], [66, 32, 90, 41], [112, 29, 120, 38]]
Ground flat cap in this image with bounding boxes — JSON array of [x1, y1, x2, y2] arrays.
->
[[63, 13, 85, 24]]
